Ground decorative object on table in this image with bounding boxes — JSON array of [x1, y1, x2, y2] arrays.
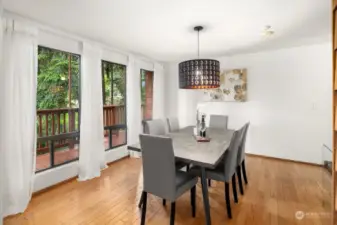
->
[[204, 69, 247, 102], [196, 109, 200, 134], [179, 26, 220, 89], [195, 135, 211, 142], [199, 114, 207, 137]]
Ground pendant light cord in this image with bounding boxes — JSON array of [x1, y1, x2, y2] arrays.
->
[[197, 29, 200, 59]]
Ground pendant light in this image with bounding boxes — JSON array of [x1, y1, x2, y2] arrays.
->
[[179, 26, 220, 89]]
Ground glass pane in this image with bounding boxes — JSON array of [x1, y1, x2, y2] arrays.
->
[[112, 128, 126, 148], [141, 69, 153, 120], [54, 137, 80, 166], [36, 140, 51, 171], [36, 47, 80, 171], [102, 61, 127, 150]]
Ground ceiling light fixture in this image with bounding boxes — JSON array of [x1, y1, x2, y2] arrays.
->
[[262, 25, 274, 36], [179, 26, 220, 89]]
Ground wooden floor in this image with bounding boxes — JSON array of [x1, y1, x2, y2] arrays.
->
[[5, 156, 331, 225]]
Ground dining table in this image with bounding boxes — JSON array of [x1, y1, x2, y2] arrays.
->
[[127, 126, 235, 225]]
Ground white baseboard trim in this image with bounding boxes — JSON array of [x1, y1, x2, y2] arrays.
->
[[33, 146, 129, 193]]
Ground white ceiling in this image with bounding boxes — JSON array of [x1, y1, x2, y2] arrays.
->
[[3, 0, 331, 62]]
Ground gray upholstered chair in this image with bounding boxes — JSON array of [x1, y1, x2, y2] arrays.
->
[[143, 119, 186, 170], [209, 115, 228, 130], [190, 125, 245, 219], [139, 134, 198, 225], [167, 117, 180, 132], [138, 119, 188, 209], [144, 119, 167, 135], [207, 114, 229, 187], [236, 122, 250, 195]]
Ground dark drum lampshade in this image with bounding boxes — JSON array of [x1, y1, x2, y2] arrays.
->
[[179, 59, 220, 89]]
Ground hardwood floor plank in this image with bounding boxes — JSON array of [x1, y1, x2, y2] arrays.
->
[[4, 156, 331, 225]]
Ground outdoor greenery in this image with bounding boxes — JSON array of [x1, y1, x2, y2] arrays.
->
[[102, 61, 126, 105], [37, 47, 80, 110]]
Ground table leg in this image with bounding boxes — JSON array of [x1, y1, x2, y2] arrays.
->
[[200, 167, 211, 225]]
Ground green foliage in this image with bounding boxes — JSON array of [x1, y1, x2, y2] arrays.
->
[[37, 47, 80, 110], [102, 61, 126, 105]]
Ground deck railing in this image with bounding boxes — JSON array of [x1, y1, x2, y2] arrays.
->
[[37, 105, 145, 152]]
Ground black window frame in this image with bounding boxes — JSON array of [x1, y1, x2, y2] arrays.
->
[[36, 46, 81, 173], [101, 60, 128, 151]]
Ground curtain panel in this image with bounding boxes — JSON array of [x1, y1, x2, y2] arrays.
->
[[78, 42, 106, 181], [0, 19, 38, 217]]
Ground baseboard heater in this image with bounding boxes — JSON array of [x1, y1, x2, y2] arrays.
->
[[323, 160, 332, 174]]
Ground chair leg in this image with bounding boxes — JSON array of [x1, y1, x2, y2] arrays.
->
[[138, 191, 145, 208], [191, 185, 196, 217], [225, 182, 232, 219], [208, 179, 211, 187], [236, 166, 244, 195], [163, 199, 166, 206], [140, 191, 147, 225], [186, 164, 190, 171], [232, 174, 238, 203], [242, 160, 248, 184], [170, 202, 176, 225]]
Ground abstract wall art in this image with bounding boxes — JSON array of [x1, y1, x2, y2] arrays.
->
[[203, 69, 247, 102]]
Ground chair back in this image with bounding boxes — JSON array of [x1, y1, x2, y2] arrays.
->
[[167, 117, 179, 132], [237, 122, 250, 165], [144, 119, 166, 135], [209, 115, 228, 130], [223, 125, 245, 181], [139, 134, 176, 200]]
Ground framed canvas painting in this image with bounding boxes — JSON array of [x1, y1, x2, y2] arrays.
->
[[204, 69, 247, 102]]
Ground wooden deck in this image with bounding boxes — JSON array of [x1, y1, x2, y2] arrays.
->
[[36, 132, 126, 171], [6, 156, 332, 225]]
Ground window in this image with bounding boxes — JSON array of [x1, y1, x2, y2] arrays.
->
[[140, 69, 154, 120], [36, 46, 81, 172], [102, 61, 127, 150]]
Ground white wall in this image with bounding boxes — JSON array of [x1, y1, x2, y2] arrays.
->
[[165, 43, 332, 164], [164, 63, 200, 128], [34, 146, 129, 192]]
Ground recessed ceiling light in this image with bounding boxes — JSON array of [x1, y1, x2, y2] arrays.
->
[[262, 25, 275, 36]]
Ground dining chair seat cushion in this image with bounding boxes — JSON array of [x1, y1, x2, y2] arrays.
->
[[175, 170, 198, 199]]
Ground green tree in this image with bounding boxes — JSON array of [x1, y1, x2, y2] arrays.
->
[[37, 47, 80, 110], [102, 62, 126, 105]]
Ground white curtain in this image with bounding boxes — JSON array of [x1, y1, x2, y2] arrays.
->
[[127, 55, 142, 145], [78, 42, 106, 181], [0, 19, 38, 217], [153, 63, 165, 119], [127, 56, 142, 157]]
